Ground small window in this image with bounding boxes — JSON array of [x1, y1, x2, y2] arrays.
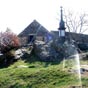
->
[[28, 35, 34, 43]]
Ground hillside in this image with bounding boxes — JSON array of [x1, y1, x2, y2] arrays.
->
[[0, 58, 88, 88]]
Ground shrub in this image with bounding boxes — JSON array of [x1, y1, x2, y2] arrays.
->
[[0, 29, 20, 66], [0, 29, 20, 53]]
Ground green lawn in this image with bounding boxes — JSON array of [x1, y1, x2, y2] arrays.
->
[[0, 58, 88, 88]]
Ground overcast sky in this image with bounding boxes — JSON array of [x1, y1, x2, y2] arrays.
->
[[0, 0, 88, 34]]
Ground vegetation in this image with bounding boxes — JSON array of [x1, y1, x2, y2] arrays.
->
[[0, 28, 20, 54], [0, 32, 88, 88], [0, 28, 20, 66], [64, 10, 88, 34], [0, 57, 88, 88]]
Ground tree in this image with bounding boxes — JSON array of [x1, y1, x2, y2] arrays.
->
[[0, 29, 20, 53], [0, 28, 20, 66], [64, 10, 88, 34]]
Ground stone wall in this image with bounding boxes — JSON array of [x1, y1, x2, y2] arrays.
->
[[51, 31, 88, 44]]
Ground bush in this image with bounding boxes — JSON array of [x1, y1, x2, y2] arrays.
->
[[0, 29, 20, 66], [0, 29, 20, 53]]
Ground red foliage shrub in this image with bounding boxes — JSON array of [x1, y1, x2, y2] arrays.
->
[[0, 30, 20, 53]]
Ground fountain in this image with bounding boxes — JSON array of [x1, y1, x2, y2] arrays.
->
[[75, 53, 82, 86], [63, 40, 82, 87], [63, 58, 66, 70], [58, 6, 83, 87]]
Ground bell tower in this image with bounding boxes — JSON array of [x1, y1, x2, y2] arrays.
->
[[58, 7, 66, 37]]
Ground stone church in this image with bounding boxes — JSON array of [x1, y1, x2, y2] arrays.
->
[[18, 20, 52, 46], [18, 7, 88, 49]]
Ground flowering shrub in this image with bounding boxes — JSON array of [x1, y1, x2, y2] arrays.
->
[[0, 30, 20, 53]]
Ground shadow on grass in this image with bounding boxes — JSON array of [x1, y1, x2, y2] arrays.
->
[[0, 49, 63, 68], [22, 50, 62, 67], [0, 56, 17, 69]]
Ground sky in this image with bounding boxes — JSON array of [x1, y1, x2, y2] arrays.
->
[[0, 0, 88, 34]]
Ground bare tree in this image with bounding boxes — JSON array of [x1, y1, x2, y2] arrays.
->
[[64, 10, 88, 34]]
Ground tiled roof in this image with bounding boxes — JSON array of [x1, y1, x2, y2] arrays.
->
[[18, 20, 49, 37]]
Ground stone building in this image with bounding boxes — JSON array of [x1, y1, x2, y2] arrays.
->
[[18, 20, 51, 46], [51, 31, 88, 43], [18, 7, 88, 48], [51, 7, 88, 45]]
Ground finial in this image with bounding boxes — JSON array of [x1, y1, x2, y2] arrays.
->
[[60, 6, 63, 21], [59, 6, 65, 29]]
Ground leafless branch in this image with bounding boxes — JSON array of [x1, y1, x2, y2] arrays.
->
[[64, 10, 88, 34]]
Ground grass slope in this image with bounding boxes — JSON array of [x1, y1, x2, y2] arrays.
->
[[0, 58, 88, 88]]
